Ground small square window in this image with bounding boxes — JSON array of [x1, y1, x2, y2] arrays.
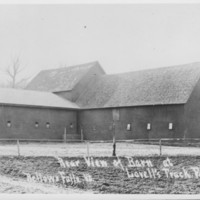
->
[[127, 124, 131, 131], [70, 123, 74, 129], [147, 123, 151, 130], [46, 122, 50, 128], [7, 121, 11, 127], [35, 122, 39, 128], [169, 123, 173, 130]]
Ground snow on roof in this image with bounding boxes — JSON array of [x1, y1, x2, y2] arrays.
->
[[0, 88, 79, 109], [76, 62, 200, 108], [26, 61, 103, 92]]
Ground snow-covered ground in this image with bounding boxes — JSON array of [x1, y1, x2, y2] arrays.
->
[[0, 142, 198, 157], [0, 175, 93, 193]]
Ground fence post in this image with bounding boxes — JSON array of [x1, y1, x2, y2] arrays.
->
[[159, 139, 162, 156], [17, 140, 20, 156], [112, 122, 116, 156], [64, 128, 67, 143], [81, 129, 83, 142], [86, 142, 89, 157]]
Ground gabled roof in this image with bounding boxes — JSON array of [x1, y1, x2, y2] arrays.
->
[[76, 62, 200, 108], [0, 88, 79, 109], [26, 61, 103, 92]]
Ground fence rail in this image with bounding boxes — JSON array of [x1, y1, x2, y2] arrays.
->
[[0, 138, 199, 157]]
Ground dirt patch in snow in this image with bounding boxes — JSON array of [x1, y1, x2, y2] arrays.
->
[[0, 156, 200, 194]]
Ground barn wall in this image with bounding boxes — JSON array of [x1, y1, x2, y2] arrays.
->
[[0, 105, 78, 140], [184, 78, 200, 138], [79, 105, 185, 140], [78, 109, 113, 140]]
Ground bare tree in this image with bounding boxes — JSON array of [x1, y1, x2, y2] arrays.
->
[[4, 56, 30, 88]]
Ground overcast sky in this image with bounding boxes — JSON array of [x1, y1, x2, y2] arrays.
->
[[0, 4, 200, 84]]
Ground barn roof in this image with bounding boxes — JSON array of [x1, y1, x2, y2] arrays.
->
[[0, 88, 79, 109], [76, 62, 200, 108], [26, 61, 103, 92]]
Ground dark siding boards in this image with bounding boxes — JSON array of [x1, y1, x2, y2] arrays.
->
[[78, 109, 113, 140], [0, 105, 78, 139], [184, 79, 200, 138], [0, 104, 186, 140], [79, 105, 185, 140]]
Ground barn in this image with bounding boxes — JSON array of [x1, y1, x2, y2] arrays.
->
[[1, 61, 200, 140], [76, 62, 200, 140], [0, 88, 79, 139]]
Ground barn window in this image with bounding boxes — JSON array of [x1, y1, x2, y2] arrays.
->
[[7, 121, 11, 127], [35, 122, 39, 128], [168, 123, 173, 130], [127, 124, 131, 131], [70, 123, 74, 129], [46, 122, 50, 128], [147, 123, 151, 130]]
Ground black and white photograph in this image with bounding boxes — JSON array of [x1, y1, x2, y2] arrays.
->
[[0, 1, 200, 199]]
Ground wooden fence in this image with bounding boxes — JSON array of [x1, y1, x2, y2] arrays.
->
[[0, 138, 199, 157]]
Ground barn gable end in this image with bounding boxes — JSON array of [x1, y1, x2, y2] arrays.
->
[[184, 77, 200, 138], [26, 61, 105, 102], [54, 62, 105, 102]]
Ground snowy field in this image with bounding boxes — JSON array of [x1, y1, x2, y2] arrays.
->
[[0, 142, 199, 157]]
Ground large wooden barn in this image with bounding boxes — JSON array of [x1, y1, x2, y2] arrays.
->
[[1, 61, 200, 140]]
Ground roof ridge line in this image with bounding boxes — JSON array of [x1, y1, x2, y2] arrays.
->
[[39, 61, 99, 73], [106, 61, 200, 76]]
